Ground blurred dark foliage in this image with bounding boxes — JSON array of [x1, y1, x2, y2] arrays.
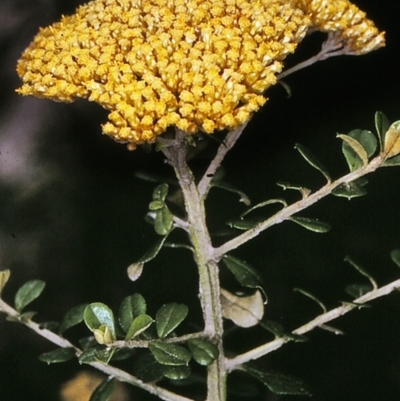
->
[[0, 1, 399, 400]]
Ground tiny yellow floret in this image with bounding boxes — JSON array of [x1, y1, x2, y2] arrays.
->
[[16, 0, 384, 149]]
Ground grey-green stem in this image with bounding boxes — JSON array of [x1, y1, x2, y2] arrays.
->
[[162, 129, 226, 401]]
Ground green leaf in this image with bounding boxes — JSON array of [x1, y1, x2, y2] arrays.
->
[[78, 347, 115, 365], [243, 364, 311, 396], [294, 288, 327, 313], [128, 236, 170, 281], [156, 303, 188, 339], [211, 182, 251, 206], [89, 378, 115, 401], [155, 207, 173, 235], [153, 183, 169, 202], [347, 129, 377, 157], [383, 154, 400, 166], [240, 199, 287, 218], [345, 284, 373, 298], [161, 365, 191, 380], [149, 342, 191, 366], [344, 256, 377, 290], [289, 217, 331, 233], [295, 143, 331, 182], [332, 181, 367, 199], [119, 294, 147, 333], [38, 347, 76, 364], [188, 339, 219, 366], [259, 320, 307, 342], [375, 111, 391, 151], [132, 353, 164, 382], [220, 289, 264, 328], [149, 200, 165, 210], [14, 279, 46, 312], [222, 255, 266, 299], [277, 182, 311, 198], [59, 304, 89, 335], [79, 336, 97, 351], [84, 303, 116, 343], [338, 134, 368, 171], [0, 269, 11, 296], [226, 218, 259, 230], [125, 314, 154, 340], [390, 249, 400, 268]]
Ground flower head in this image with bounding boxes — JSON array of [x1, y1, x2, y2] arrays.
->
[[16, 0, 384, 149]]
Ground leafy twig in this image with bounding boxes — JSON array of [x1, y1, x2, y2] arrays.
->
[[225, 277, 400, 371], [0, 298, 194, 401], [213, 155, 384, 260]]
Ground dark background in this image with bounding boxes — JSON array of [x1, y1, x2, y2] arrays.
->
[[0, 1, 399, 400]]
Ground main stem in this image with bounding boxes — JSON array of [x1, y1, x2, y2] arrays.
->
[[162, 130, 226, 401]]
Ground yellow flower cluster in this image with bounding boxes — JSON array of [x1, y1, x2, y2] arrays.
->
[[299, 0, 385, 54], [16, 0, 384, 149]]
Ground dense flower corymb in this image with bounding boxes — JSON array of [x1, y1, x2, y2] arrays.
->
[[16, 0, 384, 150]]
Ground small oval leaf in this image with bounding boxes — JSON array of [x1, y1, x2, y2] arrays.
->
[[89, 378, 115, 401], [149, 200, 165, 211], [222, 255, 266, 299], [243, 364, 311, 396], [338, 134, 368, 170], [125, 314, 154, 340], [220, 289, 264, 328], [332, 182, 367, 199], [79, 347, 115, 365], [153, 183, 169, 202], [59, 304, 89, 335], [161, 365, 191, 380], [289, 217, 331, 233], [119, 294, 147, 333], [156, 303, 188, 339], [346, 129, 377, 157], [211, 182, 251, 206], [84, 303, 116, 341], [188, 339, 219, 366], [390, 249, 400, 268], [132, 353, 164, 383], [295, 143, 331, 182], [226, 218, 259, 230], [14, 279, 46, 312], [149, 342, 191, 366], [39, 347, 76, 364], [383, 121, 400, 159], [375, 111, 390, 151], [155, 207, 173, 235], [0, 269, 11, 296], [345, 283, 373, 298], [127, 262, 144, 282]]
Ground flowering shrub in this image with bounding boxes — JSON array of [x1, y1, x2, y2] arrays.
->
[[1, 1, 399, 401]]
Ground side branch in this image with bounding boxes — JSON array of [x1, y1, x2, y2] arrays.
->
[[0, 298, 194, 401], [214, 156, 384, 260], [226, 277, 400, 371], [197, 122, 249, 200]]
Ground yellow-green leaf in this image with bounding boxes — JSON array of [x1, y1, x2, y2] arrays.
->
[[0, 269, 11, 296]]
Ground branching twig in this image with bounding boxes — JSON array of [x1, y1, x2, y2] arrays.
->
[[213, 155, 384, 260], [225, 277, 400, 371], [0, 298, 194, 401], [277, 32, 351, 81], [197, 122, 249, 200]]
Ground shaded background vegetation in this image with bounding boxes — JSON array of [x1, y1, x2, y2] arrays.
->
[[0, 0, 399, 400]]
